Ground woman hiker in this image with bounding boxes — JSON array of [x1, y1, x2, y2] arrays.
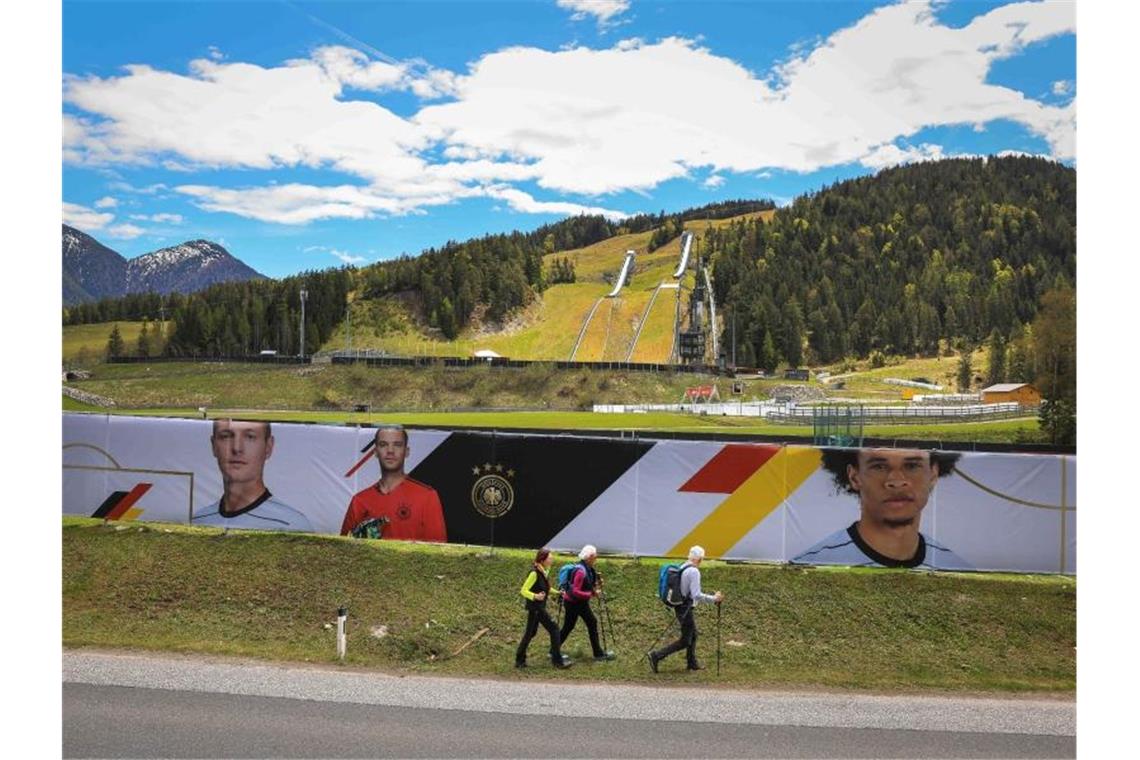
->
[[515, 548, 572, 669]]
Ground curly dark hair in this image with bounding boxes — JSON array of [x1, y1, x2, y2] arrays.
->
[[819, 447, 961, 495]]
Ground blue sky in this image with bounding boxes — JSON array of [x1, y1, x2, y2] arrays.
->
[[62, 0, 1075, 277]]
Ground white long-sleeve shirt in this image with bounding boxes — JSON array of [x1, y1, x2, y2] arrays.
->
[[679, 564, 717, 605]]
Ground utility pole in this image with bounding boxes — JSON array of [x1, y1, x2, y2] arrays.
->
[[345, 303, 351, 353], [299, 288, 308, 358], [732, 309, 737, 368]]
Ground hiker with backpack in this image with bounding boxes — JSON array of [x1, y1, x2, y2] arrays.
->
[[648, 545, 724, 673], [515, 548, 572, 669], [558, 545, 616, 662]]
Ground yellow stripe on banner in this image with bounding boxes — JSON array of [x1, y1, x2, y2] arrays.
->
[[122, 508, 143, 521], [668, 446, 821, 558]]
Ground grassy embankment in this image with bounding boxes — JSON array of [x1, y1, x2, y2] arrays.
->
[[63, 321, 171, 365], [826, 348, 990, 401], [63, 518, 1075, 692]]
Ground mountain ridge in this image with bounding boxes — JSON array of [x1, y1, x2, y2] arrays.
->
[[62, 225, 266, 305]]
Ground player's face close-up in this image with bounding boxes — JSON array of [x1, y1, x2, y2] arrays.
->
[[848, 449, 938, 528], [212, 421, 273, 484], [375, 429, 408, 473]]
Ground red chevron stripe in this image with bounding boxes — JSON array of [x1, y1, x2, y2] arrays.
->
[[107, 483, 152, 520], [679, 444, 780, 493]]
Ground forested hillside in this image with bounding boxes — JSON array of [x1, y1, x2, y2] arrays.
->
[[707, 156, 1075, 369]]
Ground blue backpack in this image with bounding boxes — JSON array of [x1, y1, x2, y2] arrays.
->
[[557, 562, 584, 594], [658, 562, 691, 607]]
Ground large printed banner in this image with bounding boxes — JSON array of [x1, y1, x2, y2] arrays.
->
[[62, 414, 1076, 574]]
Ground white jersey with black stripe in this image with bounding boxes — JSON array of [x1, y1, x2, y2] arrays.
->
[[791, 521, 970, 570], [191, 490, 312, 532]]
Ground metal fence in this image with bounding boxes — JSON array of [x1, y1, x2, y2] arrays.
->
[[766, 402, 1035, 425], [108, 354, 311, 365]]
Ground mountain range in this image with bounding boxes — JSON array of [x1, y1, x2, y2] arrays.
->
[[62, 225, 265, 304]]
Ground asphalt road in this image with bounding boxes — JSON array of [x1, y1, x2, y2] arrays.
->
[[63, 651, 1075, 759]]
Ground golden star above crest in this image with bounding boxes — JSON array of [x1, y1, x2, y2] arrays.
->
[[471, 466, 481, 475], [494, 463, 503, 472], [507, 469, 515, 478]]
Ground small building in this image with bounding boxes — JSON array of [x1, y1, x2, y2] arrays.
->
[[784, 368, 810, 381], [473, 349, 503, 360], [682, 385, 720, 403], [980, 383, 1041, 405]]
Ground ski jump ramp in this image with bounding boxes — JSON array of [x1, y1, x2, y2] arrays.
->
[[568, 297, 605, 361], [673, 232, 693, 278], [607, 250, 636, 297]]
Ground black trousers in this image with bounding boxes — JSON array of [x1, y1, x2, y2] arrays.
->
[[559, 599, 604, 656], [516, 605, 562, 664], [654, 605, 699, 667]]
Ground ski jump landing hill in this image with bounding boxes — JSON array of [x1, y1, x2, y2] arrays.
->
[[571, 236, 696, 362]]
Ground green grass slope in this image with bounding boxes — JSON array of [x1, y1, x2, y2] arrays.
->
[[63, 320, 171, 364], [63, 519, 1075, 692]]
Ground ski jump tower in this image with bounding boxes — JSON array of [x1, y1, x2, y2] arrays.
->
[[676, 246, 719, 367]]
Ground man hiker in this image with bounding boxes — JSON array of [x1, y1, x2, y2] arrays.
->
[[648, 545, 723, 672]]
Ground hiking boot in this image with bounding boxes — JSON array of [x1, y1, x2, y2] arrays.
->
[[553, 657, 573, 670], [593, 651, 616, 662], [647, 652, 660, 674], [687, 661, 705, 671], [515, 661, 527, 669]]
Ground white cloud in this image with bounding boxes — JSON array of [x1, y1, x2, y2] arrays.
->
[[557, 0, 630, 24], [176, 183, 399, 224], [329, 249, 369, 265], [207, 46, 225, 61], [106, 223, 145, 239], [63, 202, 113, 231], [483, 186, 628, 219], [64, 1, 1075, 223], [176, 180, 626, 224], [64, 52, 429, 184], [303, 45, 406, 91], [93, 196, 118, 208], [859, 142, 948, 170], [703, 175, 725, 189], [129, 213, 184, 223], [409, 67, 460, 99], [420, 1, 1075, 193], [1052, 79, 1073, 96], [107, 181, 169, 195]]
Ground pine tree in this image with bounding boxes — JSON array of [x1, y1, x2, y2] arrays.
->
[[136, 321, 150, 358], [985, 329, 1006, 386], [956, 349, 972, 392], [106, 324, 125, 358]]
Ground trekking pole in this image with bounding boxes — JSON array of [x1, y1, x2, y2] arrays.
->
[[716, 601, 722, 677], [556, 594, 564, 630], [594, 595, 609, 652], [600, 591, 618, 650]]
